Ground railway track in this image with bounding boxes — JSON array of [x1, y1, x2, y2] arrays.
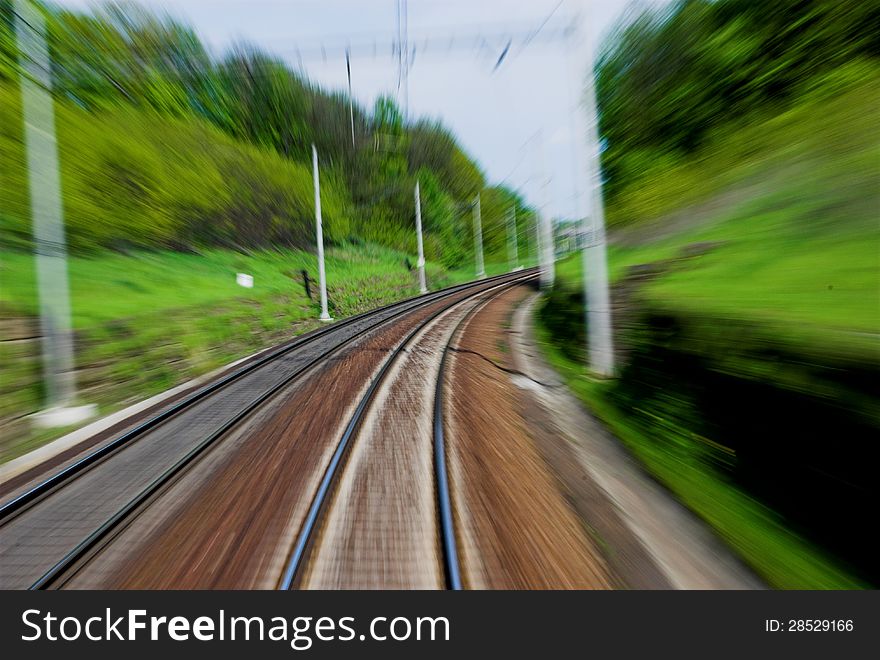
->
[[278, 275, 532, 589], [0, 269, 535, 590]]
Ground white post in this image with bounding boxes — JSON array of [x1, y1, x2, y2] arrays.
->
[[533, 133, 555, 289], [569, 3, 614, 376], [529, 212, 537, 264], [506, 205, 521, 271], [472, 192, 485, 278], [414, 180, 427, 294], [539, 208, 554, 289], [16, 0, 95, 427], [312, 144, 332, 321]]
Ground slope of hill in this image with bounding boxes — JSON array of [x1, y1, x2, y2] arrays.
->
[[538, 66, 879, 589]]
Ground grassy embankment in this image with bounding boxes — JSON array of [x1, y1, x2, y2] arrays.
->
[[536, 68, 879, 589], [0, 74, 517, 462], [0, 242, 512, 463]]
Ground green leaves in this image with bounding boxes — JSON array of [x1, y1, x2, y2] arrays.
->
[[1, 1, 495, 259], [597, 0, 880, 207]]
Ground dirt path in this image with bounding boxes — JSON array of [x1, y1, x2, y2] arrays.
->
[[509, 292, 764, 589]]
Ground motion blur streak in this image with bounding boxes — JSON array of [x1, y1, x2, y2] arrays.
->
[[0, 0, 877, 591]]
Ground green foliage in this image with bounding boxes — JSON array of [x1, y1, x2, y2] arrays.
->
[[553, 68, 880, 356], [597, 0, 880, 204], [414, 170, 462, 269], [0, 0, 496, 258], [0, 1, 15, 82], [478, 185, 530, 263], [50, 2, 213, 116], [407, 119, 485, 201], [215, 48, 310, 159], [536, 65, 879, 588], [0, 81, 352, 251], [536, 322, 866, 589], [537, 281, 585, 362]]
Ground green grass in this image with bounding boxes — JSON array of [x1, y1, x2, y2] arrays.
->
[[535, 66, 878, 589], [554, 68, 880, 360], [556, 241, 682, 285], [534, 322, 864, 589], [0, 242, 517, 327], [0, 244, 394, 327], [0, 244, 525, 326], [556, 202, 879, 361], [0, 241, 512, 463]]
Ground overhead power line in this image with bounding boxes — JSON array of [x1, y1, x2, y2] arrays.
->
[[276, 19, 576, 65]]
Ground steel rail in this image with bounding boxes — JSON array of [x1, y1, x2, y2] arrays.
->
[[279, 272, 536, 589], [433, 276, 538, 589], [1, 269, 532, 525], [28, 270, 534, 589]]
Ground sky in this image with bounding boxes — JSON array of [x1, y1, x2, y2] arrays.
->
[[55, 0, 667, 220]]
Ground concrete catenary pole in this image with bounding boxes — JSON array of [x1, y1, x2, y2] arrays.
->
[[533, 133, 555, 289], [569, 2, 614, 376], [414, 180, 428, 294], [506, 206, 521, 271], [312, 144, 332, 321], [472, 193, 486, 278], [15, 0, 94, 427], [529, 211, 538, 264]]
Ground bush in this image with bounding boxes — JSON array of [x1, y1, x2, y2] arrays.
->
[[0, 84, 348, 253], [538, 281, 586, 362]]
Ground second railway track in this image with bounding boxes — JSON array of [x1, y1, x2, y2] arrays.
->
[[0, 270, 534, 590]]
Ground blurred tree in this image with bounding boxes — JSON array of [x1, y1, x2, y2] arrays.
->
[[216, 47, 310, 158], [407, 119, 485, 201], [596, 0, 880, 203], [0, 0, 498, 262], [478, 185, 531, 263], [0, 0, 17, 82]]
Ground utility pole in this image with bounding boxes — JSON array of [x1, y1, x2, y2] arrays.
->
[[414, 180, 428, 294], [533, 133, 555, 289], [396, 0, 410, 120], [538, 205, 554, 289], [507, 206, 521, 271], [345, 47, 355, 148], [529, 211, 538, 264], [569, 2, 614, 376], [15, 0, 94, 428], [312, 144, 332, 321], [402, 0, 409, 119], [472, 192, 485, 279]]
